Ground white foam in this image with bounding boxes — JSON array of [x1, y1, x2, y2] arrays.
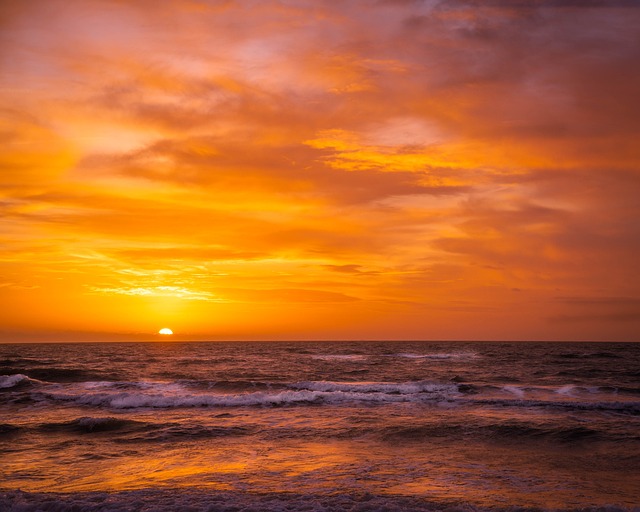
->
[[394, 353, 478, 360], [45, 380, 460, 410], [62, 390, 384, 409], [556, 385, 576, 396], [0, 374, 30, 389], [290, 380, 458, 395], [310, 354, 368, 361], [467, 396, 640, 414], [82, 381, 119, 389], [503, 385, 525, 398]]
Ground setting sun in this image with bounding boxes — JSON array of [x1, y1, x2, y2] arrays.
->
[[158, 328, 173, 336]]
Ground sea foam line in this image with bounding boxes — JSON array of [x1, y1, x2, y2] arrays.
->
[[41, 380, 461, 409]]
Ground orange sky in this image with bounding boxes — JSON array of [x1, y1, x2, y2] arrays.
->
[[1, 0, 639, 341]]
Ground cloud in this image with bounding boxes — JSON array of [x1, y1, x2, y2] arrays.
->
[[216, 287, 360, 304], [90, 285, 221, 302], [1, 0, 639, 340], [322, 264, 380, 275], [114, 247, 266, 262]]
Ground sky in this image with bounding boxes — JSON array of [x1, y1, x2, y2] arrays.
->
[[1, 0, 639, 342]]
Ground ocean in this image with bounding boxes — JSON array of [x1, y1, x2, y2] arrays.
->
[[0, 341, 638, 511]]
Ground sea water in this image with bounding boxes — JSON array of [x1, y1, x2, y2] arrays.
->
[[1, 341, 638, 511]]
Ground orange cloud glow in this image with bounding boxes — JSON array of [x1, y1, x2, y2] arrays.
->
[[1, 0, 639, 341]]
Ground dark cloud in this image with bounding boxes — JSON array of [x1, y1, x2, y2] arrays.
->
[[445, 0, 640, 8]]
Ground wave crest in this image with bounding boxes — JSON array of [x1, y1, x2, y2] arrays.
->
[[0, 374, 37, 390], [42, 380, 461, 410]]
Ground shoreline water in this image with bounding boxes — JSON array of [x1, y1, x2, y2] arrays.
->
[[1, 341, 638, 510], [1, 489, 636, 512]]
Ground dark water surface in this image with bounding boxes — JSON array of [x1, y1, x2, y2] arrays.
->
[[1, 341, 638, 510]]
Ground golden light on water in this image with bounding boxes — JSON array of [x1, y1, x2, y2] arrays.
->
[[158, 328, 173, 336]]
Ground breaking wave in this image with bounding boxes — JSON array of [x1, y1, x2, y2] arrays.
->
[[0, 367, 115, 383], [0, 374, 39, 390], [289, 380, 458, 394], [44, 387, 459, 410], [21, 379, 462, 410], [7, 376, 638, 414]]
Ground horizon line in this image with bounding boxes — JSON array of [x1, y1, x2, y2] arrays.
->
[[0, 339, 638, 344]]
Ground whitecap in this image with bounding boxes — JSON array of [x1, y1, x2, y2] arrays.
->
[[0, 374, 32, 389], [503, 385, 525, 398], [556, 385, 576, 396], [310, 354, 368, 361], [43, 379, 460, 410]]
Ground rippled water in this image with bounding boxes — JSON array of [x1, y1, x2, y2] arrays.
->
[[1, 341, 639, 510]]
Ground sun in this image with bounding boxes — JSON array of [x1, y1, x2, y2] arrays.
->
[[158, 328, 173, 335]]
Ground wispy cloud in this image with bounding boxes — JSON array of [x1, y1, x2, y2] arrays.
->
[[90, 286, 221, 302]]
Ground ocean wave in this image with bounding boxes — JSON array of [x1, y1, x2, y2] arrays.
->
[[37, 416, 148, 434], [30, 417, 251, 441], [82, 381, 187, 392], [43, 378, 461, 401], [0, 367, 115, 383], [0, 416, 253, 443], [0, 357, 54, 366], [393, 352, 478, 360], [188, 379, 283, 392], [45, 389, 418, 409], [601, 385, 640, 396], [486, 423, 601, 442], [557, 352, 622, 360], [553, 384, 625, 397], [81, 379, 287, 394], [289, 380, 459, 395], [134, 424, 252, 442], [69, 378, 463, 396], [380, 422, 602, 444], [475, 384, 640, 400], [13, 376, 638, 414], [0, 374, 39, 390], [310, 354, 368, 361], [467, 397, 640, 415], [502, 385, 525, 398], [41, 380, 462, 409]]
